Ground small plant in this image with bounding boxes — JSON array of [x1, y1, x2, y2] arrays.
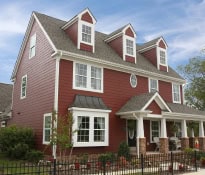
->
[[117, 141, 130, 160], [25, 150, 44, 163]]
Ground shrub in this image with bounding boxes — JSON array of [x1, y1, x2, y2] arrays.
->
[[117, 141, 130, 160], [25, 150, 44, 163], [0, 125, 35, 159], [98, 152, 116, 165]]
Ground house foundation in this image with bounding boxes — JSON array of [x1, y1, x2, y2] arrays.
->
[[181, 137, 189, 150], [198, 137, 205, 151], [189, 137, 195, 148], [159, 138, 168, 153], [139, 138, 146, 154]]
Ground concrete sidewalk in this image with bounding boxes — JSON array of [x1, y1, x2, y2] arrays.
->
[[182, 168, 205, 175]]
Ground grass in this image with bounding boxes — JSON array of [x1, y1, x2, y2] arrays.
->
[[0, 153, 51, 174]]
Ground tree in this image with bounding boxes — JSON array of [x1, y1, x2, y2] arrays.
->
[[50, 111, 76, 161], [177, 57, 205, 110]]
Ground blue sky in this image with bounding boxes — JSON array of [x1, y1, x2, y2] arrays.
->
[[0, 0, 205, 84]]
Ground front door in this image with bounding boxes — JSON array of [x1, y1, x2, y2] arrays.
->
[[127, 120, 137, 147]]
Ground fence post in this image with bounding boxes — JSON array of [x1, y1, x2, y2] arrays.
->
[[141, 154, 144, 175], [171, 152, 174, 175], [53, 159, 57, 175], [195, 150, 198, 172]]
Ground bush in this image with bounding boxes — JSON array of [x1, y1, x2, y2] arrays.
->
[[98, 152, 116, 164], [0, 125, 35, 159], [117, 141, 130, 160], [25, 150, 44, 163]]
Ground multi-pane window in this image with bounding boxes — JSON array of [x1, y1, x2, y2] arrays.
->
[[126, 39, 134, 55], [149, 79, 158, 92], [29, 33, 36, 58], [21, 75, 27, 99], [73, 110, 109, 147], [77, 116, 90, 142], [74, 62, 103, 92], [160, 50, 166, 65], [94, 117, 105, 142], [43, 114, 52, 144], [173, 84, 181, 103], [91, 67, 101, 90], [75, 63, 87, 88], [151, 121, 160, 142], [82, 24, 91, 43]]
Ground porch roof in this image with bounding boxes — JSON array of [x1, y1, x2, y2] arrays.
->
[[69, 94, 110, 110]]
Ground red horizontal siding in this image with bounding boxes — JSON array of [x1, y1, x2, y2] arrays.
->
[[10, 19, 56, 152], [81, 12, 93, 24], [125, 27, 134, 37], [160, 65, 167, 72], [58, 59, 149, 154], [80, 43, 93, 52], [65, 21, 78, 47], [141, 48, 157, 67], [159, 40, 166, 49], [159, 80, 172, 103], [125, 55, 135, 63], [108, 36, 123, 58], [146, 101, 161, 114]]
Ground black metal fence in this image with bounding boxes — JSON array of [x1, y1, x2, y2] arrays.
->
[[0, 151, 204, 175]]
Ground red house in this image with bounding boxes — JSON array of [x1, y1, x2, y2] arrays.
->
[[10, 8, 205, 156]]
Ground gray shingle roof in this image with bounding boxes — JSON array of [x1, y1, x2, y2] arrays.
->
[[0, 83, 13, 119], [34, 12, 183, 81], [136, 37, 161, 51], [69, 94, 110, 110], [117, 93, 155, 114], [117, 92, 205, 116], [167, 103, 205, 116]]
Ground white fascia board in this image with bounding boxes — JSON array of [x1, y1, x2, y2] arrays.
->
[[138, 44, 157, 53], [104, 32, 123, 43], [116, 110, 151, 116], [58, 50, 185, 84], [162, 112, 205, 121], [156, 37, 168, 49], [142, 92, 172, 112], [122, 24, 137, 38], [68, 107, 111, 113]]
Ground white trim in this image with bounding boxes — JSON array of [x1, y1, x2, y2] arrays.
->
[[104, 32, 123, 43], [33, 13, 57, 52], [157, 47, 168, 72], [130, 74, 137, 88], [123, 35, 136, 63], [150, 120, 160, 143], [1, 121, 6, 128], [20, 74, 27, 99], [142, 92, 172, 112], [138, 44, 157, 53], [43, 113, 52, 145], [78, 20, 95, 53], [59, 50, 185, 84], [73, 61, 104, 93], [149, 78, 158, 93], [71, 109, 110, 147], [69, 107, 111, 113], [29, 33, 36, 59], [172, 83, 181, 104]]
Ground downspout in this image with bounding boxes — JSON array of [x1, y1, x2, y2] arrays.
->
[[53, 51, 62, 159]]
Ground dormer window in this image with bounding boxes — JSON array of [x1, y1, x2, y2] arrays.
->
[[160, 49, 166, 65], [82, 24, 91, 43], [126, 39, 134, 56]]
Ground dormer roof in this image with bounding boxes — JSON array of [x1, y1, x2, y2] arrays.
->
[[62, 8, 97, 30], [105, 24, 136, 42], [137, 36, 167, 52]]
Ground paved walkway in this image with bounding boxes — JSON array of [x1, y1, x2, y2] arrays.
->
[[182, 168, 205, 175]]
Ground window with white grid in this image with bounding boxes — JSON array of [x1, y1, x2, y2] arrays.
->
[[172, 83, 181, 103], [43, 114, 52, 144], [126, 39, 134, 55], [149, 79, 158, 92], [82, 24, 91, 43], [29, 33, 36, 58], [151, 121, 160, 142]]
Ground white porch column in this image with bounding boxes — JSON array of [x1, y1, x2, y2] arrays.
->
[[160, 118, 167, 138], [181, 120, 187, 138], [137, 116, 144, 138], [199, 121, 204, 137]]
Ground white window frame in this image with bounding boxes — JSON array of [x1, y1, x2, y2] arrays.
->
[[150, 120, 160, 143], [29, 33, 36, 59], [72, 108, 110, 147], [123, 35, 136, 63], [82, 24, 91, 44], [1, 121, 6, 128], [73, 62, 103, 93], [21, 74, 27, 99], [172, 83, 181, 103], [78, 21, 95, 51], [126, 39, 134, 56], [43, 113, 52, 145], [149, 78, 158, 93], [157, 47, 167, 65]]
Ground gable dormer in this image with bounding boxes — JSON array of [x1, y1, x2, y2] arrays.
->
[[105, 24, 137, 64], [62, 8, 96, 53], [138, 37, 168, 72]]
